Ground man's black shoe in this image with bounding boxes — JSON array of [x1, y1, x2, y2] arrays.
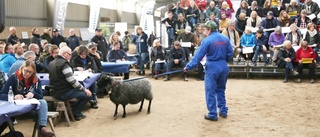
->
[[219, 113, 227, 118], [74, 114, 86, 121], [204, 115, 217, 121]]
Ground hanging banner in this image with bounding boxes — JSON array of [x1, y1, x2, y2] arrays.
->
[[89, 0, 101, 38], [53, 0, 68, 36], [139, 1, 155, 36]]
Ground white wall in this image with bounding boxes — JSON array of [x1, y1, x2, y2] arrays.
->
[[67, 0, 117, 10]]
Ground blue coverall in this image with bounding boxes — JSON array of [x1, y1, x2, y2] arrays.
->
[[186, 31, 233, 119]]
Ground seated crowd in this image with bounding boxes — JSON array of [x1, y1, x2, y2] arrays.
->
[[160, 0, 320, 83]]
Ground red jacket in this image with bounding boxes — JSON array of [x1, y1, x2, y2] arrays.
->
[[195, 0, 207, 11], [295, 47, 316, 63]]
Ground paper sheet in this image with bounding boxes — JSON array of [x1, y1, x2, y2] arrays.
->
[[292, 46, 300, 51], [264, 28, 275, 31], [281, 27, 291, 34], [302, 58, 313, 64], [242, 47, 254, 54], [15, 98, 40, 105], [307, 14, 316, 20], [74, 71, 93, 81], [155, 60, 166, 64], [181, 42, 191, 47]]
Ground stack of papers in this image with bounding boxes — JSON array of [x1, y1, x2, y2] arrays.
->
[[302, 58, 313, 64], [74, 71, 93, 81], [15, 98, 40, 105], [242, 47, 254, 54], [155, 60, 165, 64], [181, 42, 191, 47]]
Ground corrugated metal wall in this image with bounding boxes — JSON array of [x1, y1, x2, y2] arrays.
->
[[65, 3, 89, 28], [5, 0, 47, 26]]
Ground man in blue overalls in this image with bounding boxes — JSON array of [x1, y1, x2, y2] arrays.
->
[[184, 21, 233, 121]]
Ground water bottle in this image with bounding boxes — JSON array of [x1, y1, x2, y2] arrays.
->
[[8, 86, 14, 103]]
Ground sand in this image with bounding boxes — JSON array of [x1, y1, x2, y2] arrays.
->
[[3, 74, 320, 137]]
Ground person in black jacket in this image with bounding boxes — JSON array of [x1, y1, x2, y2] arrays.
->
[[66, 29, 80, 51], [303, 23, 320, 62], [302, 0, 320, 23], [107, 41, 129, 79], [91, 28, 109, 61], [71, 45, 98, 109], [88, 43, 102, 72], [277, 40, 298, 83], [236, 1, 251, 18], [50, 29, 65, 47], [30, 27, 42, 48], [235, 13, 247, 36], [71, 45, 98, 73], [6, 26, 20, 45], [41, 28, 51, 42], [132, 27, 149, 75], [185, 1, 200, 29], [151, 39, 167, 75], [253, 29, 268, 66]]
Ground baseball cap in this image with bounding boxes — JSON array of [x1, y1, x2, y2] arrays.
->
[[95, 28, 102, 32], [88, 42, 98, 49], [185, 26, 191, 33], [53, 29, 59, 32], [44, 28, 51, 32], [204, 20, 217, 30], [267, 11, 274, 16]]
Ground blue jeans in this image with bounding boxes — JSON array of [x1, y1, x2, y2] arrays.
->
[[312, 47, 319, 61], [167, 28, 174, 47], [188, 17, 197, 27], [167, 60, 186, 72], [56, 89, 91, 117], [37, 99, 48, 126], [253, 45, 267, 62], [285, 62, 294, 79], [138, 52, 148, 71], [155, 62, 167, 72]]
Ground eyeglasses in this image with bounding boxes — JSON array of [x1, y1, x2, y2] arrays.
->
[[23, 69, 34, 75], [65, 52, 71, 56]]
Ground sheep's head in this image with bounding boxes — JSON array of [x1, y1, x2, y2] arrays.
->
[[97, 73, 114, 92]]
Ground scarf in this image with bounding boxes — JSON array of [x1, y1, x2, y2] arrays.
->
[[307, 29, 317, 38]]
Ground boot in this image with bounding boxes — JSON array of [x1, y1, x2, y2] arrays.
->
[[142, 70, 145, 75], [138, 71, 142, 76], [163, 75, 170, 81], [90, 100, 99, 109], [39, 127, 55, 137], [184, 73, 188, 81]]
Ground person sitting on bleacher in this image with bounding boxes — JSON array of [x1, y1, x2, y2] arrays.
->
[[294, 10, 311, 29], [286, 24, 302, 47], [219, 12, 231, 32], [175, 13, 189, 35], [261, 11, 279, 38], [286, 0, 301, 20], [107, 41, 129, 80], [277, 40, 298, 83], [151, 39, 167, 75], [303, 23, 320, 62], [249, 1, 264, 18], [278, 10, 293, 27], [295, 41, 316, 83], [253, 29, 268, 66], [0, 60, 55, 136], [176, 26, 195, 61], [268, 26, 286, 65], [44, 45, 59, 71], [205, 1, 220, 20], [164, 41, 188, 81], [222, 21, 241, 63], [240, 28, 256, 61], [208, 13, 220, 30], [246, 11, 262, 30]]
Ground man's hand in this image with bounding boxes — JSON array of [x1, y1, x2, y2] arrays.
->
[[84, 89, 92, 97], [87, 68, 92, 72], [25, 92, 34, 99], [14, 94, 24, 100], [299, 60, 302, 64], [183, 67, 188, 72]]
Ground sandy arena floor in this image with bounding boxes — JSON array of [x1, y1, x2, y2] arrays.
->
[[3, 73, 320, 137]]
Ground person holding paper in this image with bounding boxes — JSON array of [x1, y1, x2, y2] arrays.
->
[[301, 0, 319, 23], [246, 11, 262, 31], [295, 41, 316, 83], [107, 41, 129, 80], [286, 24, 302, 47], [176, 26, 195, 61], [253, 29, 269, 66], [175, 13, 189, 36], [240, 28, 256, 61], [184, 21, 233, 121], [277, 40, 298, 83], [285, 0, 301, 20], [268, 26, 286, 65], [0, 60, 55, 136], [261, 11, 279, 38], [151, 39, 167, 75], [49, 46, 92, 120], [303, 23, 320, 62], [294, 10, 311, 29]]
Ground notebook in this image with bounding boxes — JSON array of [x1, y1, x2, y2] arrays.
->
[[301, 58, 313, 64]]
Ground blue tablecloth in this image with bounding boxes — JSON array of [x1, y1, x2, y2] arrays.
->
[[37, 73, 101, 88], [101, 61, 136, 73], [0, 101, 36, 125]]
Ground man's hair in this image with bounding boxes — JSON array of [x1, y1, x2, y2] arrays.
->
[[125, 31, 129, 35], [28, 43, 38, 50], [76, 45, 88, 55], [283, 40, 291, 47], [3, 43, 12, 53], [49, 45, 59, 54], [228, 20, 235, 26], [23, 51, 36, 59], [13, 43, 21, 51], [59, 46, 71, 55], [59, 42, 68, 49], [31, 27, 37, 33], [9, 27, 15, 31]]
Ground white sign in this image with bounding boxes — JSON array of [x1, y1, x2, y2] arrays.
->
[[21, 32, 28, 39], [242, 47, 253, 54]]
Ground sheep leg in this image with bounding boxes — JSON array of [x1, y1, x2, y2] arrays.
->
[[139, 99, 145, 112], [122, 105, 126, 118], [147, 100, 152, 114], [114, 104, 119, 118]]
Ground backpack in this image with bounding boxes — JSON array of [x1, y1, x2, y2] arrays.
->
[[1, 131, 24, 137], [0, 70, 6, 90]]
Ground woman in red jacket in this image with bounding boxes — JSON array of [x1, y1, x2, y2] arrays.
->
[[295, 41, 316, 83]]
